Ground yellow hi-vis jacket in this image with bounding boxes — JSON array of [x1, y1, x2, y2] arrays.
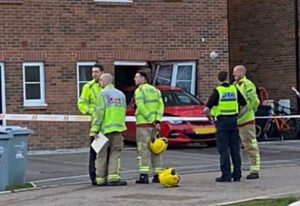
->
[[77, 80, 102, 135], [234, 76, 260, 125], [134, 83, 164, 124], [92, 84, 127, 135], [213, 85, 239, 117]]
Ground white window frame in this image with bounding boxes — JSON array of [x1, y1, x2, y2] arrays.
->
[[155, 61, 196, 95], [22, 62, 46, 107], [94, 0, 132, 3], [172, 62, 196, 95], [77, 61, 96, 98], [114, 61, 148, 66], [0, 62, 6, 125]]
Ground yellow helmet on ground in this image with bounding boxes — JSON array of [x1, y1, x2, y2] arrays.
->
[[148, 136, 168, 155], [159, 168, 180, 188]]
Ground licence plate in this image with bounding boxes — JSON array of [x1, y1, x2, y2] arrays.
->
[[193, 127, 216, 134]]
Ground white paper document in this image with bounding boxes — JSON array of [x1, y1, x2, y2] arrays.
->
[[91, 133, 109, 153]]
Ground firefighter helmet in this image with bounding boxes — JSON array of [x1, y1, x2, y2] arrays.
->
[[148, 136, 168, 155], [159, 168, 180, 188]]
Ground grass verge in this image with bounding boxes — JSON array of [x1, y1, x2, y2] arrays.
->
[[225, 196, 298, 206], [5, 182, 34, 191]]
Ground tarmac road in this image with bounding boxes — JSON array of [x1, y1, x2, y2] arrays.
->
[[26, 140, 300, 187]]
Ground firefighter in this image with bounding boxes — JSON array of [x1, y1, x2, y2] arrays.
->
[[94, 73, 127, 186], [77, 63, 104, 186], [205, 71, 247, 182], [134, 70, 164, 184], [233, 65, 261, 179]]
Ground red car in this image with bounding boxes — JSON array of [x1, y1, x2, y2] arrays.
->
[[122, 86, 216, 146]]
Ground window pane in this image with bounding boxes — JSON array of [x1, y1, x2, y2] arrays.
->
[[79, 66, 92, 81], [176, 65, 192, 81], [25, 66, 40, 82], [25, 84, 41, 99], [156, 64, 173, 85], [156, 77, 171, 85], [176, 81, 191, 93], [161, 90, 200, 106]]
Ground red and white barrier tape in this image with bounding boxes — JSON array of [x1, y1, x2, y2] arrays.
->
[[0, 114, 208, 122], [1, 113, 300, 122]]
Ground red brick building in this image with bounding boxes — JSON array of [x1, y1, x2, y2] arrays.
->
[[229, 0, 300, 109], [0, 0, 229, 149]]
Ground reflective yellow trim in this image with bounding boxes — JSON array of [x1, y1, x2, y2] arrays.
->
[[137, 156, 142, 168], [107, 174, 120, 181], [96, 176, 107, 185], [154, 167, 163, 174], [139, 166, 150, 173]]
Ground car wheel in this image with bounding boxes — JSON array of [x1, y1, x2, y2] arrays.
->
[[205, 141, 216, 147]]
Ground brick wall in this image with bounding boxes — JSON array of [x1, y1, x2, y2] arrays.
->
[[0, 0, 229, 149], [229, 0, 298, 107]]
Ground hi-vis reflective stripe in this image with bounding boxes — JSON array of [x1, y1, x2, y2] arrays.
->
[[0, 114, 208, 122], [1, 113, 299, 122]]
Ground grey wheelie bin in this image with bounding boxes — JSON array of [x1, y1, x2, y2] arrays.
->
[[0, 126, 32, 191]]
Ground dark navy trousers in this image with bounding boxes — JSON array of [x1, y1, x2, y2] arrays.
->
[[215, 116, 241, 179], [89, 136, 97, 184]]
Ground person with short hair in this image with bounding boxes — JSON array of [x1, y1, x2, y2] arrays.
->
[[233, 65, 261, 179], [77, 63, 104, 186], [134, 70, 164, 184], [93, 73, 127, 186], [205, 71, 247, 182]]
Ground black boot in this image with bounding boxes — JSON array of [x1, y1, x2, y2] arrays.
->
[[215, 176, 231, 182], [107, 181, 127, 186], [152, 175, 160, 183], [136, 174, 149, 184], [246, 173, 259, 180]]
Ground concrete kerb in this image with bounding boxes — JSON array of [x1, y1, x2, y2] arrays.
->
[[0, 181, 91, 195]]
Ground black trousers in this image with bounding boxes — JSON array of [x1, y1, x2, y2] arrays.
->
[[89, 136, 96, 183], [215, 116, 241, 179]]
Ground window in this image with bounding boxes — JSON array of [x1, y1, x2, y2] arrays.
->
[[94, 0, 132, 3], [77, 61, 96, 98], [154, 62, 196, 95], [23, 62, 46, 106]]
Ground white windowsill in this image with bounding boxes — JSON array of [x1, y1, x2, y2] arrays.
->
[[23, 103, 48, 107]]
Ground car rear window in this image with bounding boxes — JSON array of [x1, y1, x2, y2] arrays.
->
[[123, 88, 201, 107], [161, 90, 201, 106]]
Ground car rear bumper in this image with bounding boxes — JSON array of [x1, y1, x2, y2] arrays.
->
[[167, 130, 215, 145], [160, 121, 217, 145]]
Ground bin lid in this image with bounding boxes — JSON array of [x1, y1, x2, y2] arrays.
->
[[0, 126, 33, 136], [0, 132, 12, 140]]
